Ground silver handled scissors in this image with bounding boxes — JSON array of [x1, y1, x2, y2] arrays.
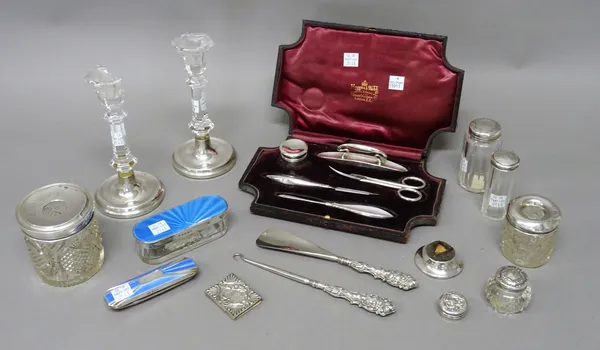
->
[[329, 166, 426, 202]]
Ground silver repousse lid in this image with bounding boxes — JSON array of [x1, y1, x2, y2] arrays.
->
[[494, 265, 529, 292], [506, 194, 561, 234], [438, 291, 468, 320], [491, 150, 520, 171], [16, 183, 94, 241], [468, 118, 502, 142]]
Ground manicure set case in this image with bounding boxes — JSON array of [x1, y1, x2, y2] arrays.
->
[[238, 20, 465, 243]]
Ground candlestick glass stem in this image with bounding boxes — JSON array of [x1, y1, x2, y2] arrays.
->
[[85, 66, 165, 219], [171, 33, 236, 179]]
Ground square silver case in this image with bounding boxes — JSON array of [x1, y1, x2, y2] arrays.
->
[[205, 273, 262, 320]]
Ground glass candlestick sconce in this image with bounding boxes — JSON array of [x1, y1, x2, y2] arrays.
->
[[85, 66, 166, 219], [171, 33, 236, 179]]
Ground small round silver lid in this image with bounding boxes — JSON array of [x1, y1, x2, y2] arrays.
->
[[491, 150, 520, 171], [468, 118, 502, 141], [494, 265, 529, 292], [16, 183, 94, 241], [506, 194, 561, 234], [438, 291, 468, 320], [279, 138, 308, 163], [414, 240, 464, 279]]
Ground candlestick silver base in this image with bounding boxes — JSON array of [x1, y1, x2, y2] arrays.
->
[[95, 171, 166, 219], [172, 136, 236, 179]]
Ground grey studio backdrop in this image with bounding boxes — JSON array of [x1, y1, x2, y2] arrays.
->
[[0, 0, 598, 349]]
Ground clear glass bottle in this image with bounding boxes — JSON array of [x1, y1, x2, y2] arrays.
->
[[485, 265, 532, 314], [458, 118, 502, 193], [15, 183, 105, 287], [500, 194, 561, 268], [481, 150, 520, 220]]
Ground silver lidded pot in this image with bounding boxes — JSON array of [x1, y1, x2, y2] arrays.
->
[[485, 265, 532, 314], [500, 194, 561, 268], [15, 183, 105, 287]]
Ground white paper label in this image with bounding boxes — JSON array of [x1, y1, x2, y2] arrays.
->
[[489, 194, 507, 208], [343, 53, 359, 67], [110, 283, 134, 302], [388, 76, 405, 90], [460, 157, 468, 172], [148, 220, 171, 235]]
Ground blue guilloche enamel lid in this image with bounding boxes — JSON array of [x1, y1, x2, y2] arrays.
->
[[133, 195, 228, 244]]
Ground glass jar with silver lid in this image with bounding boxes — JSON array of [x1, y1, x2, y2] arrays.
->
[[15, 183, 105, 287], [458, 118, 502, 193], [500, 194, 561, 268], [481, 150, 520, 220], [485, 265, 532, 314]]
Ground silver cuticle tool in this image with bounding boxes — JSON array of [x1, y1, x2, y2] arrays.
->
[[276, 193, 394, 219], [233, 253, 396, 317], [329, 166, 426, 202], [256, 228, 418, 290], [317, 151, 408, 172], [266, 174, 377, 196]]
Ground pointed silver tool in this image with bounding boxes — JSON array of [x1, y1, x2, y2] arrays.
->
[[329, 166, 426, 202], [256, 228, 418, 290], [316, 151, 408, 172], [233, 253, 396, 317], [266, 174, 377, 196], [277, 193, 394, 219]]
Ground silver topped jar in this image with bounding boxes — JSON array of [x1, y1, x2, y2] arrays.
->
[[485, 265, 532, 314], [15, 183, 105, 287], [481, 150, 520, 220], [458, 118, 502, 193], [500, 194, 561, 268]]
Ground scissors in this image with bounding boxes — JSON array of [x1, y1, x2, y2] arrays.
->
[[329, 166, 426, 202]]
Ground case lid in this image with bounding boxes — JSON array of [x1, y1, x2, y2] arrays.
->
[[272, 20, 464, 160]]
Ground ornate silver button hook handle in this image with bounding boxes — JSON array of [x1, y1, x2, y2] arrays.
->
[[233, 253, 396, 317], [171, 33, 236, 179], [85, 66, 166, 219]]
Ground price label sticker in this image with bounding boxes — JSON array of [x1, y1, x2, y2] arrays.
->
[[388, 76, 405, 91], [148, 220, 171, 235], [489, 194, 507, 208], [460, 157, 468, 172], [110, 283, 134, 302], [343, 53, 359, 67]]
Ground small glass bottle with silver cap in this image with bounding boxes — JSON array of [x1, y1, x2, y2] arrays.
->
[[481, 150, 520, 220], [485, 265, 532, 314], [15, 183, 105, 287], [500, 194, 561, 268], [458, 118, 502, 193]]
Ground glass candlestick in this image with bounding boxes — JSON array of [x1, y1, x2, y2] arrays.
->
[[171, 33, 236, 179], [85, 66, 166, 219]]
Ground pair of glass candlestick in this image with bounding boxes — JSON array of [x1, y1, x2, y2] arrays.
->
[[85, 33, 236, 219]]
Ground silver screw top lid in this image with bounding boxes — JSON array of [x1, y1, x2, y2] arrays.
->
[[494, 265, 529, 292], [280, 138, 308, 163], [468, 118, 502, 141], [506, 194, 561, 234], [438, 291, 468, 320], [15, 183, 94, 241], [491, 150, 520, 171]]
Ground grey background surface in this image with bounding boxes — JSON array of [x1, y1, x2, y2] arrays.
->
[[1, 0, 598, 348]]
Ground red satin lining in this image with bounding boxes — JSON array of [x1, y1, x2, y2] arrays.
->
[[275, 26, 459, 159]]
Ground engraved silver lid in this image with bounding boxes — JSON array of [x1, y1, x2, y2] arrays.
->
[[280, 138, 308, 163], [414, 241, 464, 279], [15, 183, 95, 241], [438, 291, 468, 320], [506, 194, 561, 234], [494, 265, 529, 292], [491, 150, 520, 171], [468, 118, 502, 142]]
